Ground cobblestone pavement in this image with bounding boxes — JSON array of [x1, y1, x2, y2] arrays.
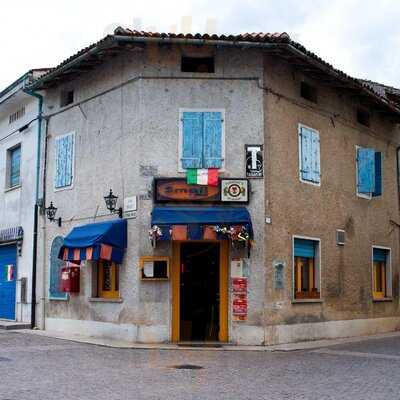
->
[[0, 331, 400, 400]]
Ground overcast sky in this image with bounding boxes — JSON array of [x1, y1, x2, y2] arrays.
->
[[1, 0, 399, 90]]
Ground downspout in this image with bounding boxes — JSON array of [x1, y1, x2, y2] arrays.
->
[[23, 86, 43, 329]]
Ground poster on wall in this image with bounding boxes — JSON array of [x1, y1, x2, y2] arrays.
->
[[231, 258, 244, 278], [245, 145, 263, 178], [232, 277, 248, 321], [221, 179, 249, 203], [232, 294, 248, 321]]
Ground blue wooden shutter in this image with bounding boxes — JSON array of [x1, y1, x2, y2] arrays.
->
[[372, 152, 382, 197], [10, 146, 21, 187], [294, 239, 315, 258], [203, 112, 223, 169], [357, 148, 375, 194], [55, 134, 74, 188], [373, 248, 387, 262], [310, 130, 320, 183], [49, 236, 67, 299], [300, 127, 313, 181], [181, 112, 203, 169]]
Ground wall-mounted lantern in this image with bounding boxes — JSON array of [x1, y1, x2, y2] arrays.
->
[[45, 202, 62, 227], [104, 189, 123, 218]]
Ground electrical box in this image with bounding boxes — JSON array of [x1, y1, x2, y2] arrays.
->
[[60, 266, 80, 293], [20, 277, 27, 304]]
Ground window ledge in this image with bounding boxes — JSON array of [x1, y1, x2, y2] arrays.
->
[[292, 299, 323, 304], [373, 297, 393, 302], [89, 297, 123, 303], [5, 184, 21, 193], [49, 296, 69, 301]]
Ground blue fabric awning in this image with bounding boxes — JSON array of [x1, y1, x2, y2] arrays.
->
[[151, 206, 253, 240], [58, 219, 127, 264]]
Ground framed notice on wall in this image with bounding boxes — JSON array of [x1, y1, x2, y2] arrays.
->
[[221, 179, 249, 203], [139, 256, 170, 280]]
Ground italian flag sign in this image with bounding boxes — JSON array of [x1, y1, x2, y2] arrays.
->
[[187, 169, 218, 186], [5, 265, 14, 282]]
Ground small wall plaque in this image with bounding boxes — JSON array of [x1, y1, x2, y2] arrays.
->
[[273, 260, 285, 290], [246, 145, 263, 178]]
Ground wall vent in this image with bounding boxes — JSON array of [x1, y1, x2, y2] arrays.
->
[[336, 229, 345, 246], [9, 107, 25, 124]]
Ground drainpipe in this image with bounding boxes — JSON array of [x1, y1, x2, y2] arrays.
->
[[23, 86, 43, 330]]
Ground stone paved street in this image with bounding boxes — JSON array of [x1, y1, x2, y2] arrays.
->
[[1, 331, 400, 400]]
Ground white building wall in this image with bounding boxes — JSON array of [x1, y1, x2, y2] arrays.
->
[[38, 45, 266, 344], [0, 79, 41, 323]]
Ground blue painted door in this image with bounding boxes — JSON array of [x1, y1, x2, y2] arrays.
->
[[0, 245, 17, 320]]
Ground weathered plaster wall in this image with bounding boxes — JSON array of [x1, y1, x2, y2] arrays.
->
[[38, 45, 266, 343], [263, 54, 400, 339], [0, 91, 40, 322]]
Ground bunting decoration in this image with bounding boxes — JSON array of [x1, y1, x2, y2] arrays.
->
[[186, 168, 218, 186]]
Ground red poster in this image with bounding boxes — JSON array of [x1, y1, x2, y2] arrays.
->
[[232, 277, 247, 294]]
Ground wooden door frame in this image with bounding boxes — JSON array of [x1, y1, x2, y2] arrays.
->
[[171, 240, 229, 342]]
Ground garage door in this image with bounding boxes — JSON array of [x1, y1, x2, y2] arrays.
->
[[0, 245, 17, 320]]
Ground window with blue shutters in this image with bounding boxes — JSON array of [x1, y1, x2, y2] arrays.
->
[[8, 145, 21, 188], [372, 246, 392, 299], [293, 236, 321, 300], [54, 133, 74, 189], [356, 146, 382, 198], [49, 236, 68, 300], [180, 110, 224, 170], [298, 125, 320, 185]]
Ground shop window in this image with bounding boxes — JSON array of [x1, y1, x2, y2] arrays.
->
[[139, 256, 169, 280], [49, 236, 68, 300], [7, 145, 21, 188], [181, 56, 215, 73], [372, 247, 392, 300], [356, 146, 382, 198], [54, 132, 74, 190], [293, 237, 321, 300], [96, 261, 120, 299], [179, 110, 224, 171], [298, 124, 320, 185], [300, 82, 318, 103]]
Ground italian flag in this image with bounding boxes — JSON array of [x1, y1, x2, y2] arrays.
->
[[187, 169, 218, 186], [5, 265, 14, 281]]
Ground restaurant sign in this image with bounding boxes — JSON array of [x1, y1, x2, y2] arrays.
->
[[154, 178, 220, 203]]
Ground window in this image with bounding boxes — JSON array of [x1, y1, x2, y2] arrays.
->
[[293, 237, 321, 300], [298, 125, 320, 185], [9, 107, 25, 124], [180, 110, 224, 170], [96, 261, 119, 299], [54, 133, 74, 190], [357, 108, 370, 127], [60, 90, 74, 107], [372, 247, 392, 299], [49, 236, 68, 300], [300, 82, 318, 103], [7, 145, 21, 188], [356, 147, 382, 198], [181, 57, 215, 73]]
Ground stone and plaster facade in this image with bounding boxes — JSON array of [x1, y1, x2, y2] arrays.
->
[[27, 31, 400, 345]]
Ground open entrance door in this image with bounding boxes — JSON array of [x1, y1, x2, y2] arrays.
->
[[172, 241, 228, 343]]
